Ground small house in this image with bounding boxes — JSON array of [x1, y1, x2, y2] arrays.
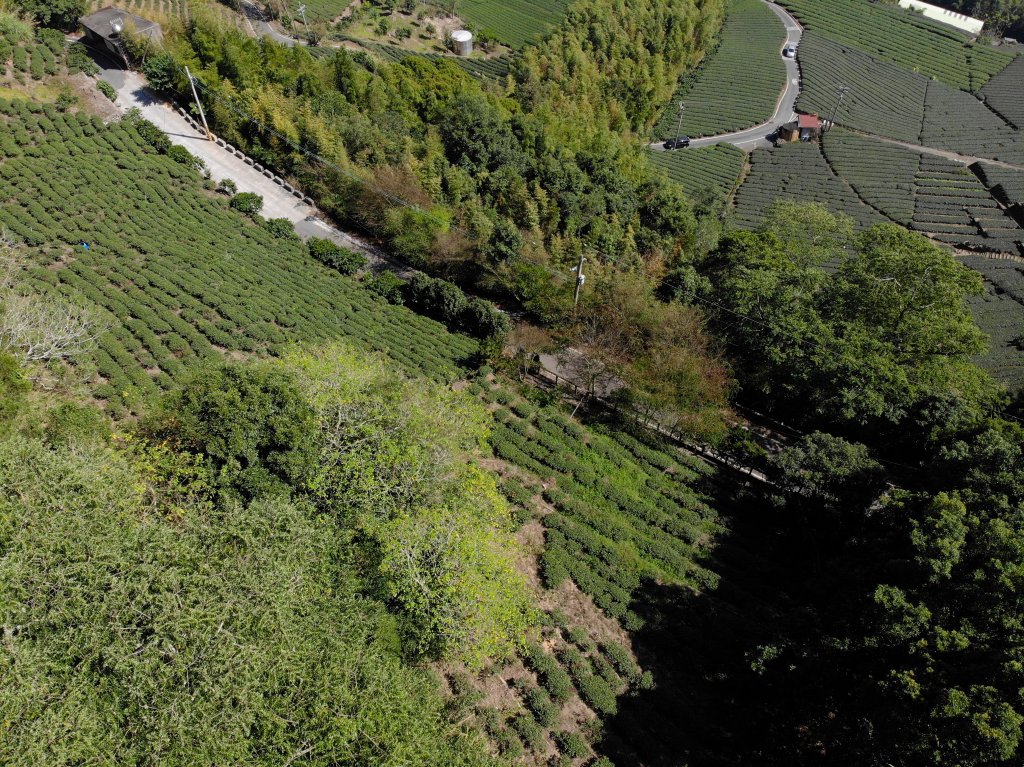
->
[[80, 7, 163, 58], [777, 113, 822, 143], [797, 113, 822, 141]]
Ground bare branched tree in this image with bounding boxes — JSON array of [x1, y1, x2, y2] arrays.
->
[[0, 293, 107, 363], [0, 243, 106, 364]]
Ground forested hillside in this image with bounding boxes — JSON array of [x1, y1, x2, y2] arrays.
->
[[2, 0, 1024, 765]]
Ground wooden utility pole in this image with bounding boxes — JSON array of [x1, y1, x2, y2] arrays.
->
[[185, 66, 212, 140], [674, 101, 685, 147]]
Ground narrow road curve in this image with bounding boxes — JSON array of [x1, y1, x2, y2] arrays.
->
[[241, 1, 302, 47], [650, 0, 803, 153]]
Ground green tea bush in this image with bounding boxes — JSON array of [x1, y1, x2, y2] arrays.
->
[[523, 684, 558, 728], [510, 713, 546, 750], [230, 192, 264, 216], [308, 237, 367, 275], [593, 654, 622, 690], [567, 627, 596, 654], [554, 730, 589, 759], [577, 675, 617, 717], [524, 643, 574, 704], [600, 642, 641, 685]]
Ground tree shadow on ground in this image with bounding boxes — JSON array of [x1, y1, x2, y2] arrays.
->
[[596, 476, 834, 767]]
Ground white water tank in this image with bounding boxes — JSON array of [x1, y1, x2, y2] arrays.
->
[[452, 29, 473, 56]]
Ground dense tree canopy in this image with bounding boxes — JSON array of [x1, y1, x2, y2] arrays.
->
[[705, 203, 997, 434], [9, 0, 83, 30], [0, 436, 496, 766], [140, 346, 530, 665]]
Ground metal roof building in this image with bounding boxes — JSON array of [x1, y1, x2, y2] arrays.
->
[[80, 7, 163, 57], [897, 0, 984, 35]]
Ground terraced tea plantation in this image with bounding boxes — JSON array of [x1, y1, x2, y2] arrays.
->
[[654, 0, 786, 139], [348, 40, 512, 81], [973, 162, 1024, 208], [980, 55, 1024, 129], [455, 0, 572, 48], [0, 101, 476, 417], [86, 0, 191, 16], [647, 144, 746, 206], [778, 0, 1013, 91], [920, 80, 1024, 165], [960, 256, 1024, 391], [796, 32, 927, 144], [478, 380, 721, 629], [732, 141, 885, 230], [822, 130, 1023, 255]]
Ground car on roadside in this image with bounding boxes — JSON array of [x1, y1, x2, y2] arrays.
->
[[663, 136, 691, 150], [782, 43, 797, 58]]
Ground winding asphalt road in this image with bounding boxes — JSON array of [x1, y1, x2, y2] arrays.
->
[[651, 0, 803, 152]]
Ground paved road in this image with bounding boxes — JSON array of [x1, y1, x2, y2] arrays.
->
[[240, 1, 301, 47], [98, 64, 385, 264], [651, 0, 802, 153]]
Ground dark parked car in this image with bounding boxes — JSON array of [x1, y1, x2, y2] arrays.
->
[[663, 136, 691, 150]]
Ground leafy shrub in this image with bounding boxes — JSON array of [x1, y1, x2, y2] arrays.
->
[[494, 727, 523, 758], [216, 178, 238, 196], [403, 273, 509, 340], [97, 80, 117, 102], [554, 730, 589, 759], [523, 685, 558, 727], [0, 352, 29, 423], [66, 43, 98, 75], [124, 111, 172, 153], [263, 217, 296, 239], [142, 52, 177, 94], [510, 713, 546, 750], [308, 237, 366, 275], [230, 192, 264, 216], [524, 643, 574, 704], [578, 675, 617, 716], [42, 402, 108, 446], [166, 144, 204, 172], [365, 269, 405, 304]]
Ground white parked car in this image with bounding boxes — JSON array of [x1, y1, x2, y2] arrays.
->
[[783, 44, 797, 58]]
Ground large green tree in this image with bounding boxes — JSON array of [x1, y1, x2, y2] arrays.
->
[[707, 203, 996, 434]]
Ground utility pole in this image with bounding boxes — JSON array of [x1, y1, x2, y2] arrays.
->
[[297, 3, 311, 43], [572, 253, 586, 311], [185, 66, 212, 141], [673, 101, 685, 148], [827, 84, 850, 132]]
